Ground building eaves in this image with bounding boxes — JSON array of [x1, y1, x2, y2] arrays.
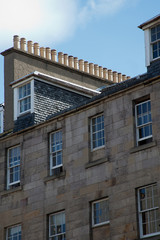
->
[[138, 14, 160, 29], [10, 71, 101, 97], [47, 72, 156, 120]]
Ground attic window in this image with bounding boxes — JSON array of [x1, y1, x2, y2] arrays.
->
[[151, 24, 160, 59], [13, 80, 34, 120], [19, 82, 31, 113]]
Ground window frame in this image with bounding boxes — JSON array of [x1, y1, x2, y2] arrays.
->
[[137, 184, 160, 238], [7, 145, 21, 190], [0, 105, 4, 133], [92, 198, 109, 227], [150, 24, 160, 60], [135, 99, 152, 146], [49, 211, 65, 240], [6, 224, 21, 240], [18, 82, 31, 114], [13, 79, 34, 120], [49, 130, 63, 176], [90, 114, 105, 151]]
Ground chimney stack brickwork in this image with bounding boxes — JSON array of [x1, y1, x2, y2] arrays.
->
[[13, 35, 131, 82]]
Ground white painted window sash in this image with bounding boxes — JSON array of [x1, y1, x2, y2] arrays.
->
[[50, 130, 63, 175], [6, 224, 21, 240], [13, 80, 34, 120], [92, 198, 109, 227], [138, 184, 160, 238], [7, 146, 21, 189], [135, 100, 152, 145], [90, 114, 105, 151], [49, 211, 65, 239]]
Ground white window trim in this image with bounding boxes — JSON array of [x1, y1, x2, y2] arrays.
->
[[49, 211, 65, 240], [50, 130, 63, 176], [144, 26, 160, 67], [6, 224, 21, 240], [138, 184, 160, 238], [13, 79, 34, 121], [90, 114, 105, 151], [92, 198, 109, 227], [144, 29, 151, 67], [0, 106, 4, 133], [7, 145, 21, 190], [135, 100, 152, 146], [150, 24, 160, 62]]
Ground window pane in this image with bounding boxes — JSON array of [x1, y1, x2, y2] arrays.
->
[[138, 117, 142, 126], [136, 100, 152, 144], [50, 131, 63, 175], [49, 212, 65, 239], [138, 184, 160, 237], [144, 125, 149, 137], [153, 50, 158, 59], [7, 225, 21, 240], [153, 43, 158, 50], [91, 115, 105, 149], [137, 105, 141, 115], [93, 199, 109, 226], [139, 127, 144, 139], [142, 102, 147, 113], [8, 146, 20, 187]]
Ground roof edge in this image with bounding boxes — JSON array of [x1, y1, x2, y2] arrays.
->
[[138, 14, 160, 29]]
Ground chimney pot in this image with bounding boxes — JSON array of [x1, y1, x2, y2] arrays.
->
[[103, 68, 108, 79], [20, 38, 26, 51], [40, 47, 45, 58], [118, 73, 122, 82], [58, 52, 64, 64], [27, 41, 33, 54], [108, 69, 113, 81], [94, 64, 99, 77], [84, 61, 89, 73], [99, 66, 103, 78], [122, 74, 126, 81], [113, 71, 118, 83], [79, 59, 84, 71], [69, 56, 74, 68], [64, 54, 68, 66], [34, 43, 40, 56], [74, 57, 78, 69], [46, 47, 51, 60], [51, 49, 57, 61], [13, 35, 20, 49], [89, 63, 94, 75]]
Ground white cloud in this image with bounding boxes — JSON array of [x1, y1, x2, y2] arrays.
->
[[78, 0, 127, 24], [0, 0, 127, 49]]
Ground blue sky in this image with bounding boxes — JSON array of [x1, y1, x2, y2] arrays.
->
[[0, 0, 160, 103]]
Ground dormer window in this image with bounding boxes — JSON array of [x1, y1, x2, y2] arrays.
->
[[138, 15, 160, 67], [151, 24, 160, 59], [13, 80, 34, 120], [19, 82, 31, 113]]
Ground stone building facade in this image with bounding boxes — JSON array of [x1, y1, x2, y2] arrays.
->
[[0, 15, 160, 240]]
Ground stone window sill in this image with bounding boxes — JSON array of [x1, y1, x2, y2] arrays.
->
[[85, 157, 108, 169], [130, 141, 157, 154], [92, 221, 110, 229], [138, 233, 160, 240], [0, 185, 23, 197], [44, 171, 66, 183]]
